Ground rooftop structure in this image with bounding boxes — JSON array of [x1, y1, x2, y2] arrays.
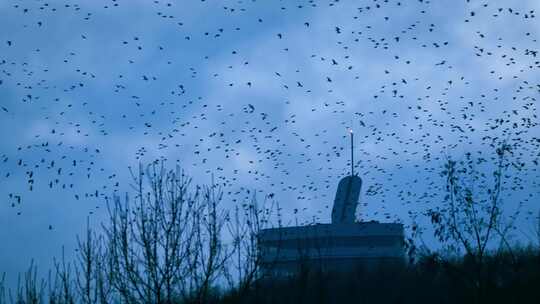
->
[[258, 130, 405, 274]]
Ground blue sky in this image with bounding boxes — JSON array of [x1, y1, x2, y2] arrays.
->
[[1, 0, 539, 285]]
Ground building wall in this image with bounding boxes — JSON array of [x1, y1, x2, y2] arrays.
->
[[261, 257, 405, 275], [258, 222, 405, 274]]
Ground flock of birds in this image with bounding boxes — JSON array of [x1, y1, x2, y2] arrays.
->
[[0, 0, 539, 238]]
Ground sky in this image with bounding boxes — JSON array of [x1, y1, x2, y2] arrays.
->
[[1, 0, 540, 286]]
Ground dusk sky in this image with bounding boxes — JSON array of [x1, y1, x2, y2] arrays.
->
[[1, 0, 539, 285]]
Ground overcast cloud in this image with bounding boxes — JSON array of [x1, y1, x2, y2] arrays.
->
[[1, 0, 539, 287]]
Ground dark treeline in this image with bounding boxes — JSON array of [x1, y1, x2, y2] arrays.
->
[[3, 247, 540, 304], [222, 249, 540, 304], [1, 146, 540, 304]]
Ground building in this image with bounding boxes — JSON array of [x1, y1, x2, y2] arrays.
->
[[257, 131, 405, 274]]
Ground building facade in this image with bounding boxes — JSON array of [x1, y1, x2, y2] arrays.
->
[[258, 172, 405, 274], [258, 221, 404, 274]]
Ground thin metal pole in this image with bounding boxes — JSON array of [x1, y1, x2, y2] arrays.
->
[[350, 130, 354, 176]]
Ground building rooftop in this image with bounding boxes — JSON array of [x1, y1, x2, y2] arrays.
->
[[257, 133, 405, 274], [259, 222, 404, 240]]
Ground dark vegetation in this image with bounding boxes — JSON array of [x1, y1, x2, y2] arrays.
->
[[1, 145, 539, 304], [222, 249, 540, 304]]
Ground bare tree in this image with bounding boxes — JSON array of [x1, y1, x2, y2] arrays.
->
[[224, 194, 281, 295], [74, 219, 112, 304], [48, 248, 76, 304], [11, 260, 45, 304], [3, 162, 282, 304], [532, 209, 540, 250], [102, 161, 229, 303], [183, 177, 231, 303], [428, 143, 516, 261], [0, 273, 6, 304], [426, 142, 522, 302]]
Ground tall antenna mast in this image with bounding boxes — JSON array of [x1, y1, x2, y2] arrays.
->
[[350, 129, 354, 176]]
